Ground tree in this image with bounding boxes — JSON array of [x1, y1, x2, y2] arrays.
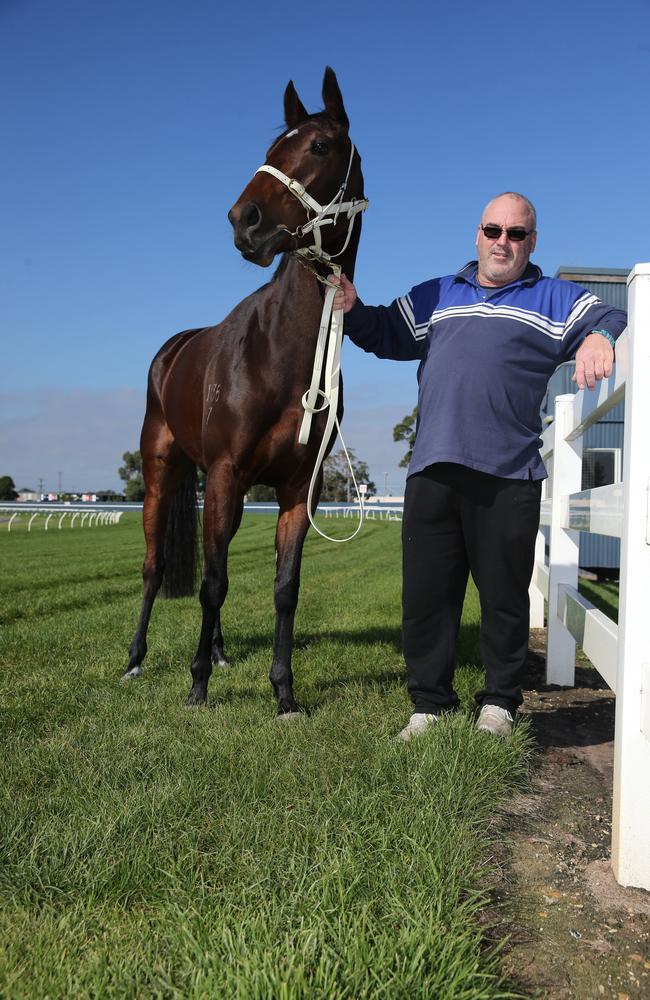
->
[[0, 476, 18, 500], [247, 483, 277, 502], [321, 449, 375, 502], [118, 450, 146, 501], [393, 407, 418, 468]]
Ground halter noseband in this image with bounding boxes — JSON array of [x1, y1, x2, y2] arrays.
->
[[254, 139, 368, 262]]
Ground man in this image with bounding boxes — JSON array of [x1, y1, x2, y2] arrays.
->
[[333, 192, 627, 740]]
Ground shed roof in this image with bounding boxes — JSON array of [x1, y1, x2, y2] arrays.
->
[[554, 265, 630, 282]]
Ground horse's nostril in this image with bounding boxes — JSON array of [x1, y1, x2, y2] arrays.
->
[[242, 202, 262, 231]]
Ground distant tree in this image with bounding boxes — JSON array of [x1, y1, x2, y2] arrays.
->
[[321, 449, 375, 502], [393, 407, 418, 468], [118, 450, 145, 501], [0, 476, 18, 500], [247, 483, 277, 502]]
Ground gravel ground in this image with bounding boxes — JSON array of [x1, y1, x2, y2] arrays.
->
[[490, 630, 650, 999]]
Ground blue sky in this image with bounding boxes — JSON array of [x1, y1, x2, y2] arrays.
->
[[2, 0, 649, 495]]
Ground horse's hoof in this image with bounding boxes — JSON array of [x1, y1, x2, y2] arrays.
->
[[212, 656, 230, 669], [187, 688, 207, 707], [122, 666, 142, 681], [275, 711, 304, 722]]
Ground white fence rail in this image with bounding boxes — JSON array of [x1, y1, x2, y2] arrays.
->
[[322, 504, 403, 522], [0, 504, 125, 531], [529, 262, 650, 890]]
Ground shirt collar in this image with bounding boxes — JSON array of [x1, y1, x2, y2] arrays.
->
[[455, 260, 543, 288]]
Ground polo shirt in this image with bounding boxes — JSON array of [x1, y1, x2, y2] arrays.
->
[[343, 261, 627, 480]]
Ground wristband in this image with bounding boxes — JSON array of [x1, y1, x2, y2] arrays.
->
[[589, 329, 616, 350]]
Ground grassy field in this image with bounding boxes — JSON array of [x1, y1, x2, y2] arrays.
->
[[0, 513, 533, 998]]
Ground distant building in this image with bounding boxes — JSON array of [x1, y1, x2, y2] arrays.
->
[[540, 266, 629, 571], [95, 490, 125, 503], [17, 489, 39, 502]]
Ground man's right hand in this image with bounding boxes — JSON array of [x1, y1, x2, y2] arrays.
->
[[330, 272, 357, 313]]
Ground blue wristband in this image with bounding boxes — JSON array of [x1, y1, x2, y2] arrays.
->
[[590, 328, 616, 350]]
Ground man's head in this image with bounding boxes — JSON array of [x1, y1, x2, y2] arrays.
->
[[475, 192, 537, 287]]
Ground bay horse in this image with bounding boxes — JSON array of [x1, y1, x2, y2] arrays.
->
[[124, 68, 366, 715]]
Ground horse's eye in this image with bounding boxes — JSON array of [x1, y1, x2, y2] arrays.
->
[[310, 139, 329, 156]]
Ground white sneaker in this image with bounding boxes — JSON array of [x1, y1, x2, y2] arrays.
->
[[397, 712, 438, 742], [476, 704, 514, 737]]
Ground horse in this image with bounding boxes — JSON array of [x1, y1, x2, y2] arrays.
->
[[123, 68, 367, 716]]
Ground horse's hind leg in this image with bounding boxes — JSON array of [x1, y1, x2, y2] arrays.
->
[[270, 485, 312, 716], [209, 496, 243, 668], [188, 464, 243, 705], [124, 424, 191, 679]]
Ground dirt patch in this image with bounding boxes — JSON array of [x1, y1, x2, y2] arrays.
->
[[492, 630, 650, 999]]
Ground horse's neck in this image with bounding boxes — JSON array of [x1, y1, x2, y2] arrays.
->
[[268, 221, 363, 361], [283, 217, 362, 288]]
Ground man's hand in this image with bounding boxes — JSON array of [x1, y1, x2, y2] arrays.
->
[[572, 333, 614, 390], [330, 272, 358, 313]]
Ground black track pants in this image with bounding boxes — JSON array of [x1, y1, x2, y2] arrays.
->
[[401, 463, 542, 715]]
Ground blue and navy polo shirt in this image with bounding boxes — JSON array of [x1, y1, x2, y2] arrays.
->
[[343, 261, 627, 480]]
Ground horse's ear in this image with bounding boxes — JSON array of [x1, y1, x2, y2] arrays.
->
[[284, 80, 309, 129], [322, 67, 349, 130]]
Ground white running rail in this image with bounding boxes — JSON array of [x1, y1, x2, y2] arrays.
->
[[529, 262, 650, 890], [0, 504, 125, 531]]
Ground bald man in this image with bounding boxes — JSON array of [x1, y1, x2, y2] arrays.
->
[[333, 193, 626, 740]]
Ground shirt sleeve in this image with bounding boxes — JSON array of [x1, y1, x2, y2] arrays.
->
[[343, 293, 427, 361], [560, 290, 627, 363]]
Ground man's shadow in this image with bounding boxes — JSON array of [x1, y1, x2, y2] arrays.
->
[[521, 641, 614, 750]]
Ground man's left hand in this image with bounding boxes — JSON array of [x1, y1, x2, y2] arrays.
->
[[573, 333, 614, 390]]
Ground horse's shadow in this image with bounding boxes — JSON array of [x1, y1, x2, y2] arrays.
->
[[150, 623, 615, 750]]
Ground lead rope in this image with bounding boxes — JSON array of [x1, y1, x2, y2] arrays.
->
[[299, 262, 364, 543]]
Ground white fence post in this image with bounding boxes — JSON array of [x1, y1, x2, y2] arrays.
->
[[545, 395, 582, 685], [529, 527, 546, 628], [611, 263, 650, 889]]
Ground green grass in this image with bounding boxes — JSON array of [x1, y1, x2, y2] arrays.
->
[[0, 514, 531, 998], [578, 577, 619, 622]]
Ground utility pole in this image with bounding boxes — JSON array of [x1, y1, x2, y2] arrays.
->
[[384, 472, 388, 496], [58, 471, 62, 494], [38, 477, 44, 498]]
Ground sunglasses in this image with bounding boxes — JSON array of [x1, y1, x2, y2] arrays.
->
[[480, 224, 532, 242]]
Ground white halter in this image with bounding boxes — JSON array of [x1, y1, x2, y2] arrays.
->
[[254, 140, 369, 541], [255, 140, 368, 260]]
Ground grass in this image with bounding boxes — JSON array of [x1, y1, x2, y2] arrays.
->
[[0, 514, 531, 998], [578, 576, 619, 622]]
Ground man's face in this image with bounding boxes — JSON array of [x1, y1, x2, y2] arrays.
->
[[475, 195, 537, 287]]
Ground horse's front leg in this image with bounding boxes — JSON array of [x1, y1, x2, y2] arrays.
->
[[187, 466, 243, 706], [270, 485, 312, 717]]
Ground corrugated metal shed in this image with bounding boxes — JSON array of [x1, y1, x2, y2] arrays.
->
[[555, 266, 629, 311], [540, 266, 630, 570]]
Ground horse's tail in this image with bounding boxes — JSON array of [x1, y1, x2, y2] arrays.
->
[[162, 464, 199, 598]]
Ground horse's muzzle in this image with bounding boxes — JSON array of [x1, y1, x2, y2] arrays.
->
[[229, 202, 293, 266]]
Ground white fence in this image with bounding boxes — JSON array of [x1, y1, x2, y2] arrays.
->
[[529, 262, 650, 890], [0, 504, 125, 532], [322, 504, 403, 522]]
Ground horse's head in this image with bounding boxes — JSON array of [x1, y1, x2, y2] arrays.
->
[[228, 68, 366, 268]]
